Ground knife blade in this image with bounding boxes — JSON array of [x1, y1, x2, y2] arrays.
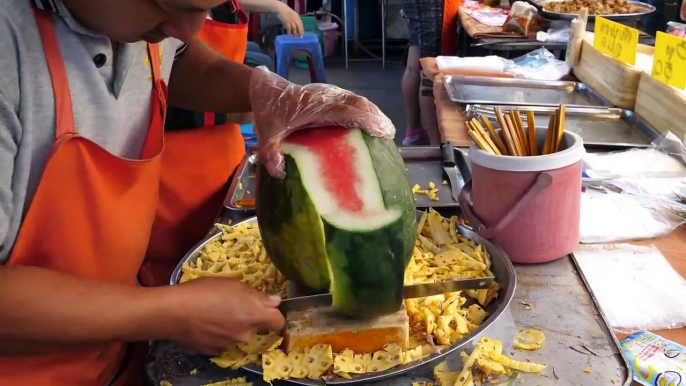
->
[[441, 141, 464, 203], [278, 276, 494, 315]]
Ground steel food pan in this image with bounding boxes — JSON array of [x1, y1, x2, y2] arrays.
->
[[442, 75, 613, 108], [465, 105, 660, 148], [170, 212, 517, 385], [535, 0, 656, 21], [224, 147, 471, 211]]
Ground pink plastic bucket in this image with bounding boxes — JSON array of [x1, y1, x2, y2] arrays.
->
[[317, 21, 338, 57], [458, 129, 585, 264]]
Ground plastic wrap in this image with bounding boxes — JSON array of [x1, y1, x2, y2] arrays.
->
[[575, 244, 686, 333], [667, 21, 686, 38], [621, 331, 686, 386], [579, 131, 686, 242], [502, 1, 540, 36], [248, 66, 395, 178], [505, 48, 571, 80]]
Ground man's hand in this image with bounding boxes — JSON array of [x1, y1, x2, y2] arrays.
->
[[275, 2, 304, 38], [168, 278, 285, 356], [248, 67, 396, 178]]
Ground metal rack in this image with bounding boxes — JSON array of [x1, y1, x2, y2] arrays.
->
[[342, 0, 389, 69]]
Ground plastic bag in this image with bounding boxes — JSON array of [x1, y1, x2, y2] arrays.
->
[[502, 1, 540, 36], [248, 66, 395, 178], [575, 244, 686, 332], [621, 331, 686, 386], [504, 48, 570, 80], [579, 131, 686, 242], [667, 21, 686, 38]]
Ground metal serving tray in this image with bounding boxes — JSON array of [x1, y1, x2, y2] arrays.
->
[[465, 105, 660, 148], [224, 147, 471, 211], [442, 76, 613, 108], [533, 0, 656, 22], [169, 212, 516, 385]]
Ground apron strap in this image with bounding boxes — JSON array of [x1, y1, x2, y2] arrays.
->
[[146, 43, 167, 108], [32, 8, 77, 139]]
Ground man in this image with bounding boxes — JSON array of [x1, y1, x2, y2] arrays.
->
[[0, 0, 394, 385], [682, 0, 685, 20]]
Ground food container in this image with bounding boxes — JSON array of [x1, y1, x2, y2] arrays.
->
[[635, 72, 686, 140], [573, 33, 654, 109], [458, 129, 585, 264]]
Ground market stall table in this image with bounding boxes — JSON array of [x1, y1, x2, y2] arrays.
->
[[430, 69, 686, 385]]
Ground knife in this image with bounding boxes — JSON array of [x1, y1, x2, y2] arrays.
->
[[440, 142, 464, 203], [278, 276, 494, 315]]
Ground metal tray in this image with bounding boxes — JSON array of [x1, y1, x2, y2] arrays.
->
[[147, 211, 632, 386], [534, 0, 656, 21], [465, 105, 660, 148], [224, 147, 471, 211], [442, 76, 613, 108], [168, 212, 517, 385]]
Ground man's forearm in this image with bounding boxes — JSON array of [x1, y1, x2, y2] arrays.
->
[[167, 37, 254, 114], [237, 0, 288, 13], [0, 266, 177, 355]]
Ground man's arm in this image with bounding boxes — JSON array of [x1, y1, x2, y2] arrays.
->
[[167, 37, 255, 114], [0, 266, 176, 355], [236, 0, 289, 13]]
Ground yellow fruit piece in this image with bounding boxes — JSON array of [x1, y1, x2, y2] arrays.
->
[[583, 367, 592, 373], [514, 329, 545, 351], [429, 181, 436, 189], [303, 344, 334, 379], [433, 361, 459, 386], [489, 352, 546, 373], [202, 377, 253, 386], [262, 350, 289, 382], [403, 346, 424, 364], [231, 353, 259, 370], [210, 348, 247, 369], [368, 344, 404, 372], [237, 332, 283, 354], [442, 180, 448, 186], [160, 382, 172, 386]]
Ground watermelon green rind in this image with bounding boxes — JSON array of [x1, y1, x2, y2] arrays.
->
[[362, 134, 417, 266], [323, 217, 407, 318], [256, 159, 331, 294]]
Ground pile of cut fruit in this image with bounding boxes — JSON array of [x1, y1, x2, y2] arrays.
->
[[177, 210, 545, 384]]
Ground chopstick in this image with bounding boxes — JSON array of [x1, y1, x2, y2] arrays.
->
[[526, 111, 538, 156], [469, 105, 567, 157]]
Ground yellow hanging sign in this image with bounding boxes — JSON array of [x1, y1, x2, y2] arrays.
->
[[652, 31, 686, 90], [593, 17, 639, 66]]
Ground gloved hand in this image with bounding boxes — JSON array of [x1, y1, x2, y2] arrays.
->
[[249, 66, 395, 178]]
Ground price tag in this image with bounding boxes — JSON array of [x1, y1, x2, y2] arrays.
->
[[652, 31, 686, 90], [593, 17, 639, 66]]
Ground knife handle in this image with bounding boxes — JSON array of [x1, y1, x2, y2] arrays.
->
[[441, 142, 456, 166]]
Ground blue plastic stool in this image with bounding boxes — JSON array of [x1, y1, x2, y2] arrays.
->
[[275, 34, 327, 83]]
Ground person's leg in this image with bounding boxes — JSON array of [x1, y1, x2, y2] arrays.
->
[[417, 0, 444, 145], [401, 0, 430, 145], [247, 41, 262, 53], [402, 45, 425, 144], [244, 42, 276, 72]]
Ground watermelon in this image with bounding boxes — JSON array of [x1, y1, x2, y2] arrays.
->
[[257, 126, 416, 318]]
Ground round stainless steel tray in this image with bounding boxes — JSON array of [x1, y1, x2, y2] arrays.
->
[[170, 212, 517, 385], [535, 0, 655, 21]]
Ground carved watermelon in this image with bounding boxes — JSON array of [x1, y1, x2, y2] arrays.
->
[[257, 126, 416, 318]]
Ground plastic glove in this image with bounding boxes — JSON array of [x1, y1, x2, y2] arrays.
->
[[249, 66, 395, 178]]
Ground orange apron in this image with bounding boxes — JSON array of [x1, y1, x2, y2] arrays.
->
[[0, 6, 167, 386], [441, 0, 462, 55], [140, 2, 249, 287]]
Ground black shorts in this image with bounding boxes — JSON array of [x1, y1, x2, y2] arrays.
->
[[402, 0, 445, 58]]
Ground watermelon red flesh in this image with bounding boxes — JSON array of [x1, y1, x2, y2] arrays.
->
[[257, 126, 416, 318]]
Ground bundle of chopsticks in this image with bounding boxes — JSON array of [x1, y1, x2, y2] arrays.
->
[[466, 105, 567, 156]]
